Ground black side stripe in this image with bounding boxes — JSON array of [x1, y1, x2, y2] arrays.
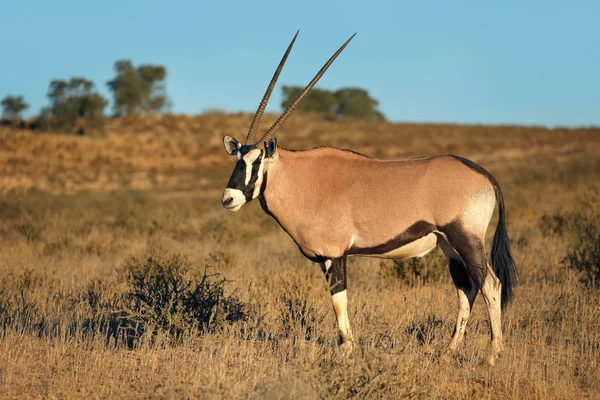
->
[[348, 220, 435, 256]]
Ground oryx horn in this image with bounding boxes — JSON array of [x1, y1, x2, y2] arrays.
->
[[256, 33, 356, 146], [245, 30, 300, 145]]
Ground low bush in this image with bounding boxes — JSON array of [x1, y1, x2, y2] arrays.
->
[[539, 189, 600, 287], [562, 217, 600, 287], [114, 252, 247, 342], [0, 250, 247, 346]]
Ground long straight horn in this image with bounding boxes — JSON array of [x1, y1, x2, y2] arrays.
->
[[257, 33, 356, 146], [245, 30, 300, 145]]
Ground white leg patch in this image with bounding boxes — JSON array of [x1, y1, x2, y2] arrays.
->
[[332, 289, 353, 343], [448, 287, 473, 352]]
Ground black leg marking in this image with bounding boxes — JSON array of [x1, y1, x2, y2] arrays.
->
[[448, 257, 477, 337], [442, 221, 488, 288], [325, 257, 347, 295], [448, 258, 472, 292]]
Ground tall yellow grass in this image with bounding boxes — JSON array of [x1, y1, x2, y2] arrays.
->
[[0, 115, 598, 398]]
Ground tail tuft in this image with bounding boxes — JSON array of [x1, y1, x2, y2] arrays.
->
[[491, 185, 517, 309]]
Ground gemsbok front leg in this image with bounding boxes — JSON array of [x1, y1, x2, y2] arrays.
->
[[319, 257, 354, 352]]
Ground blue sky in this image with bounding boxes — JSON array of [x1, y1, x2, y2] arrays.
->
[[1, 0, 598, 126]]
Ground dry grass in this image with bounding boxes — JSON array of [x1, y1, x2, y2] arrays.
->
[[0, 115, 599, 399]]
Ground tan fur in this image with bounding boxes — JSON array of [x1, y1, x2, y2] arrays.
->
[[262, 147, 494, 259]]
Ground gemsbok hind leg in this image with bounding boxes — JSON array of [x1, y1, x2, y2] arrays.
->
[[319, 257, 354, 353], [444, 224, 503, 365], [437, 237, 478, 354], [481, 263, 503, 365]]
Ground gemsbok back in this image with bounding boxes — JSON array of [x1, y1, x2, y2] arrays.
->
[[221, 31, 517, 365]]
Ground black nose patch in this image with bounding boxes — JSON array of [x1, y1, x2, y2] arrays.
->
[[226, 159, 248, 189]]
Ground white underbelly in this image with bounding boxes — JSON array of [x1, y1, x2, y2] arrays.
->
[[358, 232, 438, 260]]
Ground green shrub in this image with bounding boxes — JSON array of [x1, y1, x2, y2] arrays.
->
[[0, 251, 247, 345], [117, 252, 246, 341]]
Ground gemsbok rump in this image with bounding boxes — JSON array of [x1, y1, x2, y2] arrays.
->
[[221, 31, 517, 365]]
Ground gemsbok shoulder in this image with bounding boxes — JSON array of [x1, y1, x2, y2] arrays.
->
[[220, 31, 517, 365]]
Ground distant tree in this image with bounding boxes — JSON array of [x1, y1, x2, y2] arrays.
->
[[107, 60, 169, 116], [34, 106, 53, 131], [281, 86, 337, 118], [1, 95, 29, 121], [107, 60, 140, 116], [45, 77, 108, 131], [334, 87, 385, 121], [280, 86, 384, 121], [138, 64, 168, 114]]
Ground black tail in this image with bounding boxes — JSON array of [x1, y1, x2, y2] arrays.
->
[[491, 184, 517, 309]]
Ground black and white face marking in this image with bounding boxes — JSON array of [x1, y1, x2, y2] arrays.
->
[[221, 136, 267, 212]]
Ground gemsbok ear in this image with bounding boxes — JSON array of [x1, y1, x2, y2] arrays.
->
[[264, 137, 277, 158], [223, 136, 240, 155]]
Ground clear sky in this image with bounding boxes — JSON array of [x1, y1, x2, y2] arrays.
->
[[1, 0, 599, 126]]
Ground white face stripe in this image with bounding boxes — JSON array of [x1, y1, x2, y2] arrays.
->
[[244, 158, 252, 186], [252, 156, 265, 199], [243, 149, 262, 186]]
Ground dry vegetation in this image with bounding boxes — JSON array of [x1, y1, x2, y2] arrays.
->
[[0, 114, 599, 399]]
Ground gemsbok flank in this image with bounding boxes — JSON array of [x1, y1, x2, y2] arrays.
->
[[221, 31, 517, 365]]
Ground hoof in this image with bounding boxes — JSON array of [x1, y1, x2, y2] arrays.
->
[[339, 340, 355, 356], [439, 352, 453, 364], [487, 342, 503, 366], [445, 346, 457, 356], [441, 348, 455, 361]]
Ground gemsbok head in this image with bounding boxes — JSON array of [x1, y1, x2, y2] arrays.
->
[[221, 31, 517, 365]]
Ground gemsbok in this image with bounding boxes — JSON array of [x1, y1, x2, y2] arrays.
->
[[221, 31, 517, 365]]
